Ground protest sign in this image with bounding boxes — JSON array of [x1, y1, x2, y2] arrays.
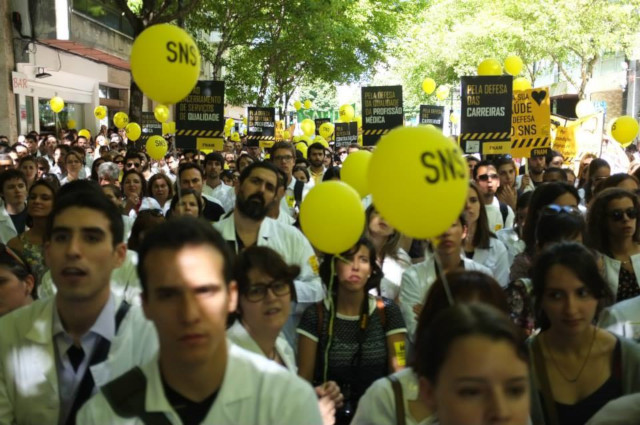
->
[[334, 122, 358, 148], [510, 87, 551, 158], [362, 85, 404, 146], [175, 80, 224, 151], [139, 112, 162, 148], [419, 105, 445, 129], [460, 76, 512, 155], [315, 118, 331, 136], [248, 107, 276, 148]]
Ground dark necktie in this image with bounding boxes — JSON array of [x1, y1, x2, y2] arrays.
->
[[67, 345, 85, 372]]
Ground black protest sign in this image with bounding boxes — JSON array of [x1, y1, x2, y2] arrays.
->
[[176, 81, 224, 151], [334, 122, 358, 148], [315, 118, 331, 136], [362, 85, 403, 146], [248, 107, 276, 148], [460, 76, 512, 155], [139, 112, 162, 148], [419, 105, 445, 129]]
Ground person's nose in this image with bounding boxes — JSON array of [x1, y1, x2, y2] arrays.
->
[[65, 234, 82, 259], [180, 292, 201, 324], [486, 389, 511, 423]]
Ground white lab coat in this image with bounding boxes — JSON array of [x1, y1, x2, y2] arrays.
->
[[214, 215, 324, 345], [77, 342, 323, 425], [399, 255, 492, 342], [352, 367, 432, 425], [471, 237, 511, 287], [227, 321, 297, 372], [599, 295, 640, 341], [0, 205, 18, 244], [0, 293, 157, 425], [496, 227, 525, 265], [601, 253, 640, 302], [485, 197, 514, 233], [37, 250, 142, 304], [203, 182, 236, 213]]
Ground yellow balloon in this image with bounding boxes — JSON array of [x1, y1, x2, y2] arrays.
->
[[504, 55, 523, 76], [293, 135, 302, 143], [231, 132, 240, 142], [422, 78, 436, 95], [314, 136, 329, 149], [435, 85, 450, 101], [477, 59, 503, 76], [67, 120, 76, 129], [162, 121, 176, 135], [300, 119, 316, 136], [224, 127, 231, 137], [304, 99, 313, 109], [94, 106, 107, 120], [125, 123, 142, 141], [294, 100, 302, 111], [78, 129, 91, 139], [339, 104, 355, 122], [300, 181, 365, 254], [575, 100, 595, 118], [424, 124, 436, 130], [130, 23, 201, 104], [154, 104, 170, 123], [341, 150, 372, 197], [146, 135, 168, 160], [283, 130, 291, 140], [354, 116, 362, 129], [114, 112, 129, 129], [296, 142, 308, 158], [50, 97, 64, 113], [319, 122, 334, 139], [368, 126, 468, 239], [513, 77, 532, 92], [299, 135, 313, 145], [611, 115, 640, 145]]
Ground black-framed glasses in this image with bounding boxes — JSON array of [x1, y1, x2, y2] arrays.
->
[[608, 207, 638, 222], [477, 173, 499, 182], [126, 162, 140, 168], [541, 204, 582, 217], [273, 155, 294, 162], [245, 279, 291, 302]]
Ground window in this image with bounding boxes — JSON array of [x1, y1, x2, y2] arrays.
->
[[72, 0, 134, 37], [38, 99, 84, 134]]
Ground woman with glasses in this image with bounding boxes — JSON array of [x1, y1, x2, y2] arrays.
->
[[17, 156, 38, 189], [298, 238, 406, 425], [0, 244, 35, 317], [59, 150, 84, 185], [529, 242, 640, 425], [113, 154, 125, 174], [587, 188, 640, 302], [463, 182, 510, 287]]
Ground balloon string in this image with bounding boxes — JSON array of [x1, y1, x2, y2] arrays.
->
[[432, 245, 454, 306], [323, 258, 336, 383]]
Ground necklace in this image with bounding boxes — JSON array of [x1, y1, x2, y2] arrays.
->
[[542, 326, 597, 383]]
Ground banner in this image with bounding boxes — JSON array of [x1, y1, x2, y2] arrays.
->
[[275, 120, 285, 142], [510, 87, 551, 158], [419, 105, 444, 129], [334, 122, 358, 148], [460, 76, 512, 155], [296, 105, 355, 122], [175, 80, 224, 151], [361, 85, 404, 146], [248, 107, 276, 148], [139, 112, 162, 148], [551, 125, 577, 164]]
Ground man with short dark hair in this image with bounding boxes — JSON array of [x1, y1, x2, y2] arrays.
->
[[25, 134, 39, 156], [203, 152, 235, 212], [178, 163, 225, 222], [271, 141, 310, 217], [0, 181, 156, 425], [543, 167, 568, 183], [124, 151, 142, 173], [517, 153, 546, 192], [246, 139, 261, 160], [307, 142, 326, 185], [0, 169, 27, 243], [473, 161, 514, 232]]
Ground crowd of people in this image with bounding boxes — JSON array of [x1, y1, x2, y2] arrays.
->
[[0, 125, 639, 425]]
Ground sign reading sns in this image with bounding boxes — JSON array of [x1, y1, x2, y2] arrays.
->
[[510, 87, 551, 158]]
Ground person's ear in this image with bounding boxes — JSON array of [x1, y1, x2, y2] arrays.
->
[[227, 281, 238, 313], [22, 274, 35, 297], [418, 376, 438, 412]]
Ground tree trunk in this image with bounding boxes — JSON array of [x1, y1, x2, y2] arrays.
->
[[129, 80, 144, 125]]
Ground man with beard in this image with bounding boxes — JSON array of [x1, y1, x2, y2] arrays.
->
[[202, 152, 235, 212], [516, 153, 546, 193], [307, 143, 326, 185], [214, 161, 323, 344], [178, 163, 225, 222]]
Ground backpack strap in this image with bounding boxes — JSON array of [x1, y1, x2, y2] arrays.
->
[[386, 375, 405, 425], [499, 202, 509, 226], [102, 367, 173, 425], [294, 179, 305, 206]]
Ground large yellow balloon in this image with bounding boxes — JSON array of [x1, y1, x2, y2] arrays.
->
[[130, 23, 201, 104], [314, 136, 329, 149], [513, 77, 532, 92], [611, 116, 640, 146], [50, 97, 64, 113], [504, 55, 523, 76], [435, 85, 450, 101], [125, 123, 142, 141], [304, 99, 313, 109], [368, 126, 468, 239], [114, 112, 129, 129], [154, 104, 170, 123], [94, 106, 107, 120], [422, 78, 436, 95], [300, 119, 316, 136], [146, 135, 168, 160], [300, 181, 365, 254], [78, 129, 91, 139], [162, 121, 176, 135], [339, 104, 355, 122], [319, 122, 334, 139], [477, 59, 503, 76], [296, 142, 308, 158], [294, 100, 302, 111], [341, 150, 372, 197]]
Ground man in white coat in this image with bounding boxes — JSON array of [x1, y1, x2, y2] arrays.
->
[[77, 217, 323, 424], [214, 161, 324, 345], [0, 181, 157, 425]]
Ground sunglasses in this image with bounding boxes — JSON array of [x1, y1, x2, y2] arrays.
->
[[126, 162, 140, 168], [477, 173, 499, 182], [115, 160, 124, 164], [244, 279, 291, 302], [541, 204, 582, 217], [608, 207, 638, 222]]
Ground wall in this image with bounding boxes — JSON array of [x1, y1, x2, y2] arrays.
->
[[0, 0, 18, 141]]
